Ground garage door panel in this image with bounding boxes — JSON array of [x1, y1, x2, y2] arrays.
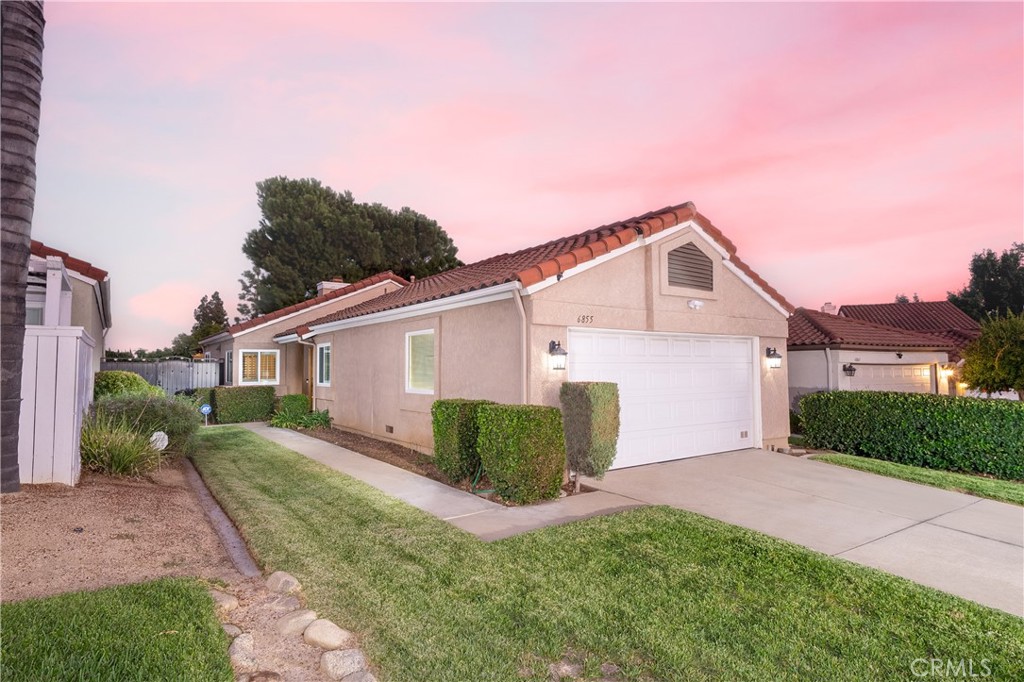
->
[[850, 364, 932, 394], [569, 329, 756, 469]]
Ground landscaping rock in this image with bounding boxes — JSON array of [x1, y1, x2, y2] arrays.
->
[[210, 589, 239, 614], [222, 623, 242, 638], [321, 649, 367, 680], [266, 571, 301, 594], [303, 619, 357, 650], [228, 633, 258, 673], [275, 608, 317, 636], [267, 594, 302, 612], [341, 671, 377, 682]]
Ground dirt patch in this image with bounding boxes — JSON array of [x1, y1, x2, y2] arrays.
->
[[0, 458, 239, 603]]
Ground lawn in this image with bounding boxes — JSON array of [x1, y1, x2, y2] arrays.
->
[[812, 453, 1024, 506], [193, 427, 1024, 681], [0, 577, 232, 681]]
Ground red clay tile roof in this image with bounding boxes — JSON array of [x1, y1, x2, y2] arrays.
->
[[838, 301, 980, 360], [207, 271, 408, 341], [31, 240, 108, 281], [277, 202, 792, 337], [788, 307, 956, 350]]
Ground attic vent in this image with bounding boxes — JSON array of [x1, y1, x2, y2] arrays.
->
[[667, 243, 713, 291]]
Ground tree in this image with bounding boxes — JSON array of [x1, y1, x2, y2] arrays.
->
[[237, 177, 461, 319], [961, 312, 1024, 400], [948, 243, 1024, 321], [1, 1, 45, 493], [894, 293, 921, 303], [192, 291, 228, 342]]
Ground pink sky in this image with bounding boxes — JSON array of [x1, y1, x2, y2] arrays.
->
[[31, 2, 1023, 350]]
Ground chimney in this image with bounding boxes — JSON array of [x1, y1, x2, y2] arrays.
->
[[820, 302, 836, 314], [317, 280, 347, 296]]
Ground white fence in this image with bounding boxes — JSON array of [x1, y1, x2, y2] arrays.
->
[[18, 326, 95, 485], [100, 358, 221, 394]]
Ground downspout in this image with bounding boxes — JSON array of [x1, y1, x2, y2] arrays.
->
[[824, 348, 835, 390], [513, 287, 529, 404], [296, 336, 316, 410]]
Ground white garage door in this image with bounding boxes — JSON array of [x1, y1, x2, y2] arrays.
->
[[849, 364, 933, 393], [568, 329, 756, 470]]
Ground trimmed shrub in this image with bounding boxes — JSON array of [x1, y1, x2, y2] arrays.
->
[[477, 404, 566, 504], [800, 391, 1024, 480], [80, 411, 161, 476], [789, 410, 803, 435], [95, 395, 201, 456], [559, 382, 619, 480], [213, 386, 276, 424], [94, 371, 163, 400], [431, 399, 494, 481], [269, 394, 318, 429], [278, 394, 310, 419]]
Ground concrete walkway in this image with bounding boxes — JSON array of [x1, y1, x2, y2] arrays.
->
[[243, 424, 642, 541], [585, 449, 1024, 617]]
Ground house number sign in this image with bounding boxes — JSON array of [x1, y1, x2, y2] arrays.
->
[[576, 314, 594, 324]]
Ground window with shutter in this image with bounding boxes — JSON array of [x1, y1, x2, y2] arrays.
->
[[667, 243, 713, 291], [240, 350, 279, 385]]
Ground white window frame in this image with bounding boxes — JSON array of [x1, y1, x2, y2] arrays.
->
[[316, 342, 331, 387], [239, 349, 280, 386], [225, 350, 234, 386], [405, 330, 435, 395]]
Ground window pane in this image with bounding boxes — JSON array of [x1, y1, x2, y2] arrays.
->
[[25, 306, 43, 325], [241, 352, 258, 382], [226, 351, 233, 385], [318, 346, 331, 384], [260, 352, 277, 382], [408, 333, 434, 392]]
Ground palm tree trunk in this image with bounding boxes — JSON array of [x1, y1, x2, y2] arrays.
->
[[1, 1, 45, 493]]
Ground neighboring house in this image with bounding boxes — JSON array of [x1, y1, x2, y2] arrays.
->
[[199, 272, 408, 397], [787, 306, 955, 410], [274, 202, 794, 470], [838, 301, 981, 362], [20, 240, 112, 485]]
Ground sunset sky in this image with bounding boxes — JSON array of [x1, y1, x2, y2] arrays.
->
[[30, 2, 1023, 350]]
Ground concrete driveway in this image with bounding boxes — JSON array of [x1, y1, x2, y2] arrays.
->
[[586, 449, 1024, 617]]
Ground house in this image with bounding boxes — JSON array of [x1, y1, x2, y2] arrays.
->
[[20, 240, 112, 485], [273, 202, 794, 470], [838, 301, 980, 362], [199, 272, 408, 397], [787, 306, 956, 410]]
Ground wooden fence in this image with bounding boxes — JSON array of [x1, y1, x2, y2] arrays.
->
[[100, 358, 221, 394], [19, 326, 95, 485]]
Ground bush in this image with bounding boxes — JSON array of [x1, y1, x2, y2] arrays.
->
[[278, 394, 310, 419], [789, 410, 803, 435], [213, 386, 276, 424], [299, 409, 331, 429], [477, 404, 565, 504], [560, 382, 619, 481], [431, 399, 494, 481], [80, 411, 161, 476], [800, 391, 1024, 480], [95, 395, 201, 456], [94, 371, 164, 400]]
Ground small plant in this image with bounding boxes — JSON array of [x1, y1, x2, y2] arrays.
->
[[80, 411, 161, 476], [298, 409, 332, 429], [477, 404, 566, 504], [431, 399, 494, 482], [560, 382, 619, 491], [94, 371, 164, 400]]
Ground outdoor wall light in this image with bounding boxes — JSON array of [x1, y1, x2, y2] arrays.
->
[[548, 340, 568, 371], [688, 299, 704, 310], [765, 347, 783, 369], [939, 366, 955, 379], [896, 352, 904, 359], [843, 364, 857, 377]]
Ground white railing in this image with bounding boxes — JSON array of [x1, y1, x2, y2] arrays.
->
[[18, 326, 95, 485]]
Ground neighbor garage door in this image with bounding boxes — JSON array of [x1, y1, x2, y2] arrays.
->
[[849, 364, 933, 393], [568, 329, 756, 470]]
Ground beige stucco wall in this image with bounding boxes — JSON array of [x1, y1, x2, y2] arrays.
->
[[311, 299, 522, 453], [70, 277, 105, 372], [528, 229, 791, 450]]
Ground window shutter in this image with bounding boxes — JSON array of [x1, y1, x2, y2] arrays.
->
[[241, 352, 258, 382], [667, 243, 713, 291], [260, 352, 277, 382]]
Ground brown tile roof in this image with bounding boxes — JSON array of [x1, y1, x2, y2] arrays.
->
[[788, 307, 956, 350], [277, 202, 792, 338], [838, 301, 980, 360], [208, 271, 408, 341], [31, 240, 108, 281]]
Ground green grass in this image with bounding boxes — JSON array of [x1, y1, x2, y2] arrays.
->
[[812, 453, 1024, 507], [192, 427, 1024, 681], [0, 577, 232, 681]]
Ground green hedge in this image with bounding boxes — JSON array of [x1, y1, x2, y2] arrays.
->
[[477, 404, 565, 504], [559, 382, 620, 479], [800, 391, 1024, 480], [212, 386, 276, 424], [94, 371, 164, 400], [277, 394, 310, 419], [94, 395, 201, 457], [431, 399, 494, 481]]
